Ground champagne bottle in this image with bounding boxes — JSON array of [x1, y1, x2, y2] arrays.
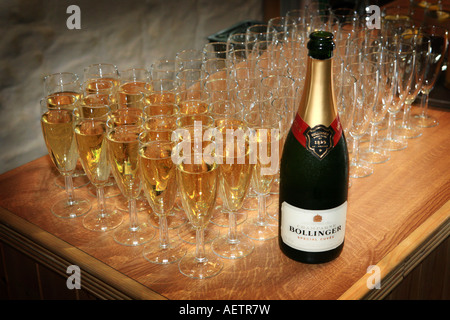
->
[[278, 31, 349, 264]]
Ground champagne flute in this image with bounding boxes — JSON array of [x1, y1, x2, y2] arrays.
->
[[141, 115, 187, 230], [346, 60, 379, 178], [398, 29, 431, 139], [139, 139, 186, 264], [211, 120, 254, 259], [176, 139, 222, 279], [106, 116, 155, 246], [43, 72, 88, 188], [412, 25, 449, 128], [380, 36, 415, 151], [242, 110, 281, 241], [208, 101, 246, 228], [174, 114, 219, 244], [73, 103, 123, 231], [360, 50, 395, 164], [40, 95, 91, 218]]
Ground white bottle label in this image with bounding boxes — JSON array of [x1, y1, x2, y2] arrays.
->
[[280, 201, 347, 252]]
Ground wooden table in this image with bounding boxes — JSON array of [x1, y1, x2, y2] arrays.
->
[[0, 105, 449, 300]]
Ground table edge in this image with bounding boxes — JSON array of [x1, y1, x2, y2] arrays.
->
[[338, 199, 450, 300], [0, 206, 167, 300]]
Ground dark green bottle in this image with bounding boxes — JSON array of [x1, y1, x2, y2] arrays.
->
[[278, 31, 349, 264]]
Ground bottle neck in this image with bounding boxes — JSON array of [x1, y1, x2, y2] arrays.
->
[[297, 56, 337, 128]]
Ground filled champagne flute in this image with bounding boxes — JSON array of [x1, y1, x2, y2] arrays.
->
[[139, 139, 186, 264], [176, 139, 222, 279], [174, 114, 219, 244], [242, 110, 281, 241], [211, 120, 254, 259], [106, 115, 155, 246], [73, 103, 123, 231], [40, 95, 91, 218], [43, 72, 88, 188], [141, 115, 187, 230], [208, 101, 246, 228]]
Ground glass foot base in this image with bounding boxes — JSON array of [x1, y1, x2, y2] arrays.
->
[[51, 197, 91, 219], [350, 162, 373, 179], [113, 221, 155, 246], [397, 126, 422, 139], [412, 114, 439, 128], [179, 252, 223, 279], [360, 150, 390, 164], [83, 209, 123, 232], [242, 219, 277, 241], [143, 239, 186, 264], [212, 234, 254, 259], [380, 138, 407, 152]]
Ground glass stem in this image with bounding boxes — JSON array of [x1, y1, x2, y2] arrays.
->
[[352, 136, 360, 166], [368, 123, 377, 153], [228, 211, 238, 243], [386, 112, 395, 141], [64, 174, 75, 205], [402, 102, 411, 128], [420, 92, 429, 118], [195, 228, 206, 262], [128, 198, 139, 231], [257, 194, 267, 226], [159, 215, 170, 249], [96, 186, 106, 217]]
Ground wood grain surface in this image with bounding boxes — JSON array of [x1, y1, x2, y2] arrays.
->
[[0, 105, 449, 300]]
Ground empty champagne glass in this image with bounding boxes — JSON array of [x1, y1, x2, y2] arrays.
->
[[346, 60, 379, 178], [139, 139, 186, 264], [380, 36, 415, 151], [360, 51, 395, 164], [40, 95, 91, 218], [412, 25, 449, 128], [73, 103, 123, 231], [106, 115, 155, 246], [150, 58, 177, 81], [242, 110, 281, 240], [176, 139, 222, 279], [211, 120, 254, 259], [398, 30, 431, 139]]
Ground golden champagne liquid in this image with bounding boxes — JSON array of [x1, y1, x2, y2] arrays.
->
[[177, 160, 219, 228], [142, 116, 177, 142], [74, 120, 110, 187], [179, 100, 208, 114], [217, 126, 253, 212], [107, 125, 142, 199], [146, 91, 176, 105], [41, 109, 78, 175], [46, 91, 81, 108], [251, 128, 279, 195], [85, 77, 119, 93], [139, 142, 176, 216], [118, 81, 151, 109]]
